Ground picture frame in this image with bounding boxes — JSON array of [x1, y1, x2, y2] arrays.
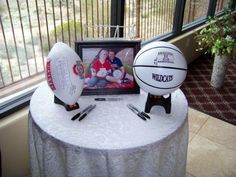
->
[[75, 40, 141, 95]]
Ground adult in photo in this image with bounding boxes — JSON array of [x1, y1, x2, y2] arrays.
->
[[85, 49, 112, 88], [106, 49, 133, 84]]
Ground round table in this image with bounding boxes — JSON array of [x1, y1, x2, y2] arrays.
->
[[29, 82, 188, 177]]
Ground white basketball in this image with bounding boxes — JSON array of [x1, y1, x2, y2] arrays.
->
[[133, 41, 187, 96], [46, 42, 84, 105]]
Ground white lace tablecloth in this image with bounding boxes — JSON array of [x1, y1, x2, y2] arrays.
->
[[29, 82, 188, 177]]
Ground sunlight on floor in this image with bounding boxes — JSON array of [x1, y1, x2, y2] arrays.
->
[[186, 108, 236, 177]]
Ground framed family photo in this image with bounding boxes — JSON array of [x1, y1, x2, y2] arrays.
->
[[75, 40, 141, 95]]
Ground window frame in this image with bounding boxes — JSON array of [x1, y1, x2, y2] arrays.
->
[[0, 82, 43, 118], [1, 0, 235, 118]]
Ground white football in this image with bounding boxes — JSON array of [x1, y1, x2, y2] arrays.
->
[[133, 41, 187, 96], [46, 42, 84, 105]]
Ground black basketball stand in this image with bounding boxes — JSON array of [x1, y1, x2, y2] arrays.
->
[[145, 93, 171, 114]]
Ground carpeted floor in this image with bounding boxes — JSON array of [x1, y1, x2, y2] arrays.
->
[[180, 55, 236, 125]]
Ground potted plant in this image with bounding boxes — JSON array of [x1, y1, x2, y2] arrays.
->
[[195, 4, 236, 88]]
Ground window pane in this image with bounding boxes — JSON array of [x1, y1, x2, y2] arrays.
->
[[215, 0, 228, 14], [183, 0, 209, 25], [0, 0, 111, 97], [124, 0, 176, 41]]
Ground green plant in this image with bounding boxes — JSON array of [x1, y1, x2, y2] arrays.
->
[[124, 64, 133, 75], [195, 5, 236, 56]]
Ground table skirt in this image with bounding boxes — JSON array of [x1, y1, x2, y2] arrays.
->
[[29, 114, 188, 177]]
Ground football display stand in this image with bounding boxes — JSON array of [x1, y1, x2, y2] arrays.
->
[[54, 96, 80, 111], [145, 94, 171, 114]]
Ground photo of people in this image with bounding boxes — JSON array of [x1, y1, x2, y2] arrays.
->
[[82, 47, 134, 89]]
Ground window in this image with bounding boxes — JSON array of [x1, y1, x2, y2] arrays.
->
[[183, 0, 209, 26], [215, 0, 229, 14], [124, 0, 176, 41], [0, 0, 111, 115], [1, 0, 235, 116]]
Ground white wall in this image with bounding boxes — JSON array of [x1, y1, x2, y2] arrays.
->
[[0, 107, 30, 177]]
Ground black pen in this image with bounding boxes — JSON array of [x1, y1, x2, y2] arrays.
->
[[71, 105, 93, 121], [94, 98, 122, 101], [127, 104, 147, 121], [128, 104, 150, 119], [79, 104, 96, 121]]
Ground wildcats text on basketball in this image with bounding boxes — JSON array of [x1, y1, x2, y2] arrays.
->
[[152, 73, 173, 82]]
